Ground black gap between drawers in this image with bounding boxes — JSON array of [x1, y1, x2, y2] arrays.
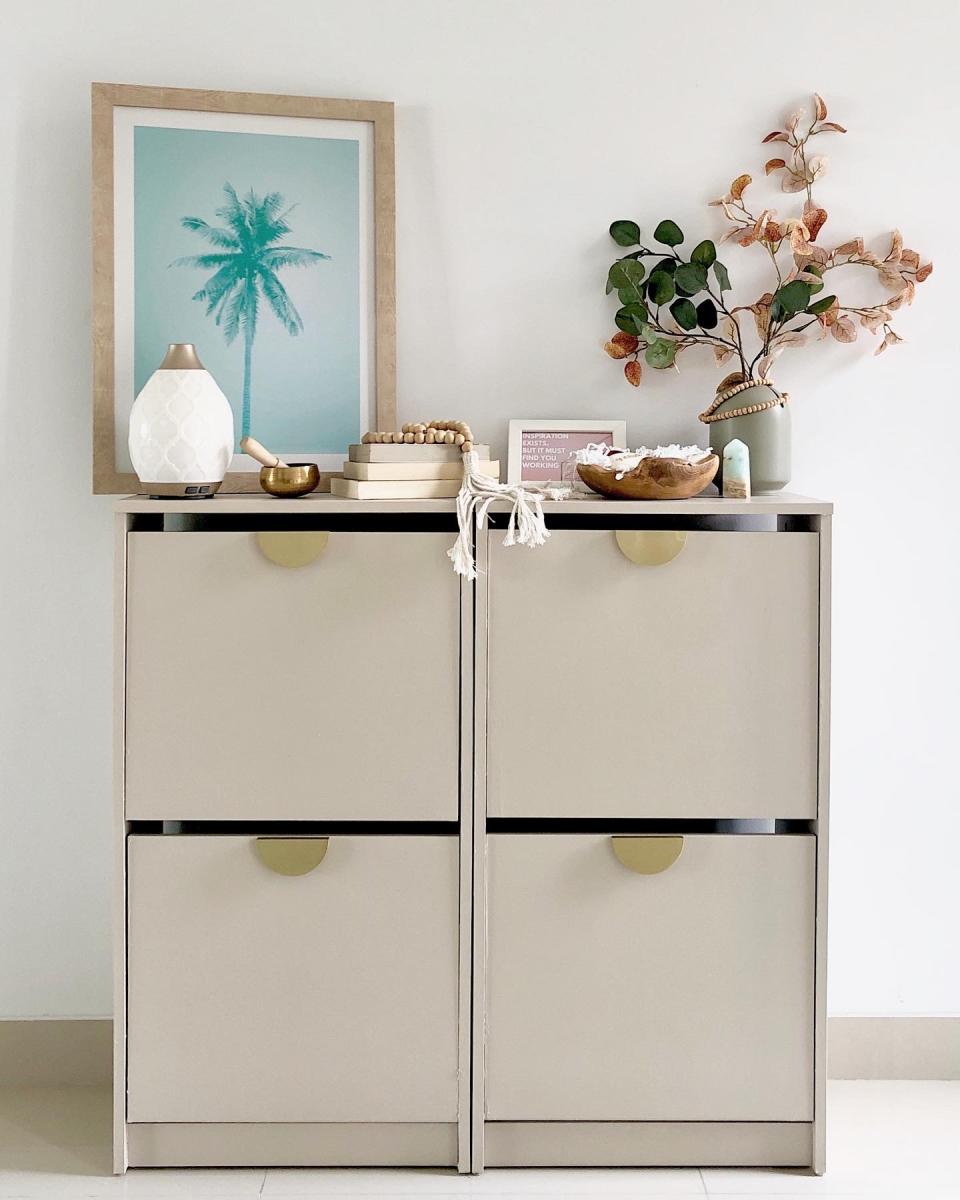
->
[[129, 514, 460, 533], [128, 820, 460, 836], [486, 818, 815, 835], [485, 514, 817, 532]]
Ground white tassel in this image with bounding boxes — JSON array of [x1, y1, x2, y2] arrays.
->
[[447, 451, 563, 578]]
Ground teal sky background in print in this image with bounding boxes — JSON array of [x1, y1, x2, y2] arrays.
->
[[134, 125, 360, 452]]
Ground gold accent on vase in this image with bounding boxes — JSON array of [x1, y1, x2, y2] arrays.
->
[[611, 836, 684, 875], [255, 530, 329, 567], [614, 530, 687, 566], [158, 343, 205, 370], [255, 837, 329, 876]]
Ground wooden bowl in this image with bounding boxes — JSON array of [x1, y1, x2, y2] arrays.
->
[[577, 454, 719, 501], [259, 463, 321, 497]]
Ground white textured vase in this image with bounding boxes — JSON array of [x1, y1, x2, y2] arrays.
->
[[128, 344, 234, 497]]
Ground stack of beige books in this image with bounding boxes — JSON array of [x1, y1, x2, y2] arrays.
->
[[331, 442, 499, 499]]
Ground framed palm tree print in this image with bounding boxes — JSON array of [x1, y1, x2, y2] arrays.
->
[[92, 83, 396, 493]]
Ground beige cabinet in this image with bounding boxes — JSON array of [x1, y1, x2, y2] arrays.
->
[[485, 833, 815, 1121], [125, 531, 460, 821], [486, 529, 819, 819], [114, 495, 830, 1174], [127, 834, 460, 1123]]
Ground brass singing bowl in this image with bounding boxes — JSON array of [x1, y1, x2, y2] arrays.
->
[[259, 463, 321, 498]]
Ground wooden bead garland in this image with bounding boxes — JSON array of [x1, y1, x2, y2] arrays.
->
[[698, 378, 789, 424], [361, 420, 475, 453]]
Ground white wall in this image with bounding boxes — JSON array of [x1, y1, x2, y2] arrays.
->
[[1, 0, 956, 1018]]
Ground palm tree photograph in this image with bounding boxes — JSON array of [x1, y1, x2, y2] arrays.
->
[[129, 121, 365, 463], [173, 184, 330, 439]]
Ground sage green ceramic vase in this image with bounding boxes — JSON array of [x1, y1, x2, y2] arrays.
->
[[703, 383, 791, 493]]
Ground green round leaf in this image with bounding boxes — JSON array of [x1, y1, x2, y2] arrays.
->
[[696, 298, 719, 329], [669, 298, 697, 331], [608, 259, 646, 306], [609, 258, 646, 288], [645, 339, 679, 369], [654, 219, 684, 247], [807, 294, 837, 315], [773, 280, 813, 315], [713, 260, 732, 292], [691, 239, 717, 267], [647, 270, 675, 306], [674, 262, 708, 296], [655, 258, 677, 275], [610, 219, 641, 247], [615, 302, 649, 333]]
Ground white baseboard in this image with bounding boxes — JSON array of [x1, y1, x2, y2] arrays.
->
[[828, 1017, 960, 1080], [0, 1019, 112, 1085], [0, 1016, 957, 1086]]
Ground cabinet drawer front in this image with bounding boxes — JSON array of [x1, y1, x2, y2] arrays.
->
[[127, 835, 460, 1123], [487, 530, 818, 818], [125, 532, 460, 820], [485, 834, 815, 1121]]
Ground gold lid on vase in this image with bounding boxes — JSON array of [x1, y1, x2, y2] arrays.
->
[[158, 343, 205, 370]]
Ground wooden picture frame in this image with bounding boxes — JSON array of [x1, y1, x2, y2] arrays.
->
[[507, 419, 628, 484], [92, 82, 396, 494]]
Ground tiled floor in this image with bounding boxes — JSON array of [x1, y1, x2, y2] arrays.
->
[[0, 1082, 957, 1197]]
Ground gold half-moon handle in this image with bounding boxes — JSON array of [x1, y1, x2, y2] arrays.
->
[[255, 837, 329, 876], [256, 531, 329, 567], [611, 835, 684, 874], [615, 530, 687, 566]]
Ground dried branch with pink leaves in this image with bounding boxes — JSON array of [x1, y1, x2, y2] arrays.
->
[[604, 94, 933, 388]]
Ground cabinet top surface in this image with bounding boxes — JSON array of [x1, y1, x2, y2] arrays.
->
[[115, 491, 832, 516]]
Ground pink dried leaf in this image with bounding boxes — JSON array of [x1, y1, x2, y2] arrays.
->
[[624, 359, 642, 386], [916, 262, 933, 282], [781, 171, 807, 193], [713, 345, 734, 366], [831, 317, 858, 343], [808, 155, 829, 180], [874, 328, 904, 357], [834, 237, 864, 257], [799, 204, 828, 241], [878, 263, 908, 292], [900, 249, 920, 270], [785, 108, 806, 133], [776, 331, 808, 349], [885, 230, 903, 263], [765, 157, 787, 175], [789, 224, 810, 254], [762, 130, 789, 143], [860, 310, 888, 332], [730, 173, 752, 200], [817, 122, 847, 133], [813, 93, 828, 121]]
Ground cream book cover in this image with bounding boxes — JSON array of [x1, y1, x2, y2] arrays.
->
[[343, 460, 499, 481], [330, 477, 462, 499], [349, 443, 490, 463]]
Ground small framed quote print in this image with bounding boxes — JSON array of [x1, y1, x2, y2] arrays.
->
[[507, 420, 627, 484]]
